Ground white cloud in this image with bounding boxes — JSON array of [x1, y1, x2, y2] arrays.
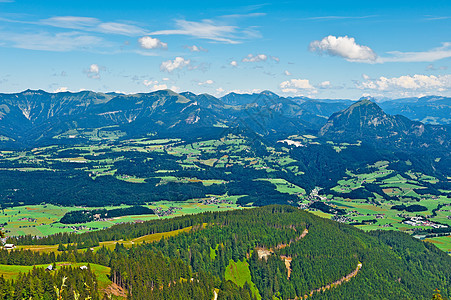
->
[[162, 77, 170, 81], [279, 79, 316, 94], [138, 36, 167, 49], [186, 45, 207, 52], [170, 85, 180, 92], [198, 79, 214, 86], [362, 74, 370, 80], [230, 60, 238, 67], [310, 36, 451, 64], [271, 56, 280, 62], [85, 64, 102, 79], [53, 87, 69, 93], [358, 74, 451, 94], [160, 57, 190, 72], [242, 54, 267, 62], [41, 16, 99, 30], [284, 70, 292, 76], [309, 35, 377, 62], [152, 84, 168, 90], [41, 16, 146, 36], [97, 22, 146, 36], [378, 42, 451, 63], [318, 81, 331, 88], [143, 79, 158, 86], [151, 17, 262, 44], [151, 19, 241, 44], [1, 31, 104, 52], [227, 88, 263, 94]]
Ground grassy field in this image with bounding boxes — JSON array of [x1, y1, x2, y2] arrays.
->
[[16, 226, 194, 253], [1, 198, 242, 237], [225, 259, 261, 299], [425, 235, 451, 253]]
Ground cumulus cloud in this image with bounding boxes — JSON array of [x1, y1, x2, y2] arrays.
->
[[309, 35, 377, 62], [318, 81, 331, 88], [185, 45, 207, 52], [85, 64, 102, 79], [230, 60, 238, 67], [143, 79, 158, 86], [284, 70, 292, 76], [358, 74, 451, 93], [160, 57, 190, 72], [242, 54, 267, 62], [53, 87, 69, 93], [279, 79, 316, 94], [138, 36, 167, 49], [310, 36, 451, 64], [143, 80, 176, 92], [198, 79, 214, 85]]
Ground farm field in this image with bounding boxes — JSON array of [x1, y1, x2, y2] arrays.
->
[[15, 226, 193, 253], [1, 198, 242, 237], [0, 135, 449, 256]]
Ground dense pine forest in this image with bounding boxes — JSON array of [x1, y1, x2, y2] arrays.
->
[[1, 206, 450, 299]]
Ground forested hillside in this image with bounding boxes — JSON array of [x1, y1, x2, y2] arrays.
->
[[2, 206, 450, 299]]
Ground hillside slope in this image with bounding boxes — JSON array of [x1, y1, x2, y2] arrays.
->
[[5, 206, 451, 299]]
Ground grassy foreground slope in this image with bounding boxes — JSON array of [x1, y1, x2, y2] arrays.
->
[[2, 206, 450, 299]]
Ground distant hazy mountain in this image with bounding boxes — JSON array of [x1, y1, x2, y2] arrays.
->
[[319, 98, 450, 150], [378, 95, 451, 125]]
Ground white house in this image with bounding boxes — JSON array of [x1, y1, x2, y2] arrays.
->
[[3, 244, 15, 250]]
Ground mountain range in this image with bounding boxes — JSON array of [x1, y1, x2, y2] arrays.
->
[[0, 89, 449, 152]]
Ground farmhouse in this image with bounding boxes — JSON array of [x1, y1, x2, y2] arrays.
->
[[3, 243, 15, 250], [45, 265, 53, 271]]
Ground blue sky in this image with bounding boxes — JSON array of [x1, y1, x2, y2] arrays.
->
[[0, 0, 450, 99]]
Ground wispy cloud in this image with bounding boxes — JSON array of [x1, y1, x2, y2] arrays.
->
[[41, 16, 147, 36], [151, 18, 261, 44], [151, 19, 239, 44], [303, 15, 377, 21], [184, 45, 208, 52], [378, 43, 451, 63], [423, 16, 451, 21], [0, 31, 104, 51]]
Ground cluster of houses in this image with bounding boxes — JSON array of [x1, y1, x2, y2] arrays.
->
[[402, 216, 448, 228], [202, 197, 233, 206], [154, 206, 182, 217], [331, 215, 353, 223]]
